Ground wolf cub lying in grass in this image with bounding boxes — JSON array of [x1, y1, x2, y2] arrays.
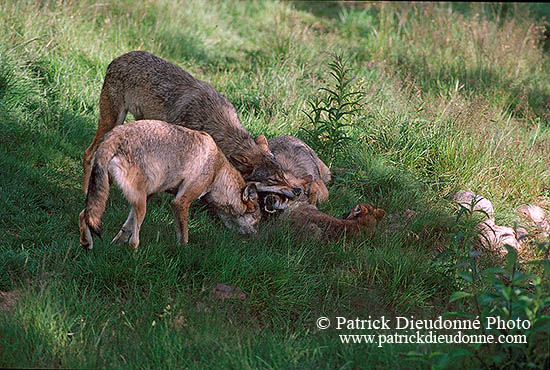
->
[[79, 120, 261, 250], [265, 195, 385, 240]]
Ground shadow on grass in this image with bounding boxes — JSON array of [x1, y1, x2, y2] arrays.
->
[[0, 105, 94, 283], [152, 25, 243, 75], [392, 53, 550, 122], [290, 1, 356, 20], [294, 2, 545, 24], [155, 30, 210, 65]]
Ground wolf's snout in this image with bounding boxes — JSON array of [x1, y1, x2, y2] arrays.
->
[[240, 223, 259, 236], [253, 182, 297, 199]]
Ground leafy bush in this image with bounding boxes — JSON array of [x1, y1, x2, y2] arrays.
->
[[416, 200, 550, 369]]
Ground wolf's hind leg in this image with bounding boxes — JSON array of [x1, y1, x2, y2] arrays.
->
[[127, 195, 147, 250], [112, 207, 136, 244]]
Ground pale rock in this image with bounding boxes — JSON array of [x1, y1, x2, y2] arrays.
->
[[516, 204, 549, 236], [475, 219, 523, 253], [452, 190, 494, 219]]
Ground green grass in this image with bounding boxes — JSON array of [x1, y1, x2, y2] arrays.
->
[[1, 1, 549, 368]]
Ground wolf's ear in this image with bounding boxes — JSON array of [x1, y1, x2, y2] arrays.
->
[[360, 203, 375, 215], [374, 209, 386, 222], [242, 183, 258, 211], [255, 135, 271, 153]]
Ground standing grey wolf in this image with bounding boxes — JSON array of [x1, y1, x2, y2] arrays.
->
[[78, 120, 261, 250], [264, 197, 385, 240], [82, 50, 297, 199], [266, 136, 331, 206]]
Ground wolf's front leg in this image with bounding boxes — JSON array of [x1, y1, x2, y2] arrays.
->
[[171, 197, 191, 245]]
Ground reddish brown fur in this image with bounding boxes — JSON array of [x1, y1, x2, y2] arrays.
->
[[282, 202, 385, 241], [79, 120, 260, 250]]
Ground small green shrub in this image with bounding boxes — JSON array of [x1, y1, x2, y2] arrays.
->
[[299, 54, 363, 163]]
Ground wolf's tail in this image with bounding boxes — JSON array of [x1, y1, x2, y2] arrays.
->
[[83, 145, 116, 238]]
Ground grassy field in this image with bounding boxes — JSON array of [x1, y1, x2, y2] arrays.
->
[[1, 1, 549, 368]]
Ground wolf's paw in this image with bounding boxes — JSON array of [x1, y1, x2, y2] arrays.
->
[[80, 241, 93, 250]]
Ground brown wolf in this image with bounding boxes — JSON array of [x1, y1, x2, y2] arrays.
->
[[267, 136, 331, 205], [78, 120, 261, 250], [265, 195, 385, 240], [82, 51, 297, 198]]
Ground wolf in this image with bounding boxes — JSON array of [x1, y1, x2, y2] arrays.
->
[[82, 50, 297, 199], [265, 195, 385, 240], [78, 120, 261, 250], [266, 135, 331, 205]]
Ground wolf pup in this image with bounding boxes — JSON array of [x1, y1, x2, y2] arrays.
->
[[264, 195, 385, 241], [82, 51, 296, 200], [266, 136, 331, 206], [79, 120, 261, 250]]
